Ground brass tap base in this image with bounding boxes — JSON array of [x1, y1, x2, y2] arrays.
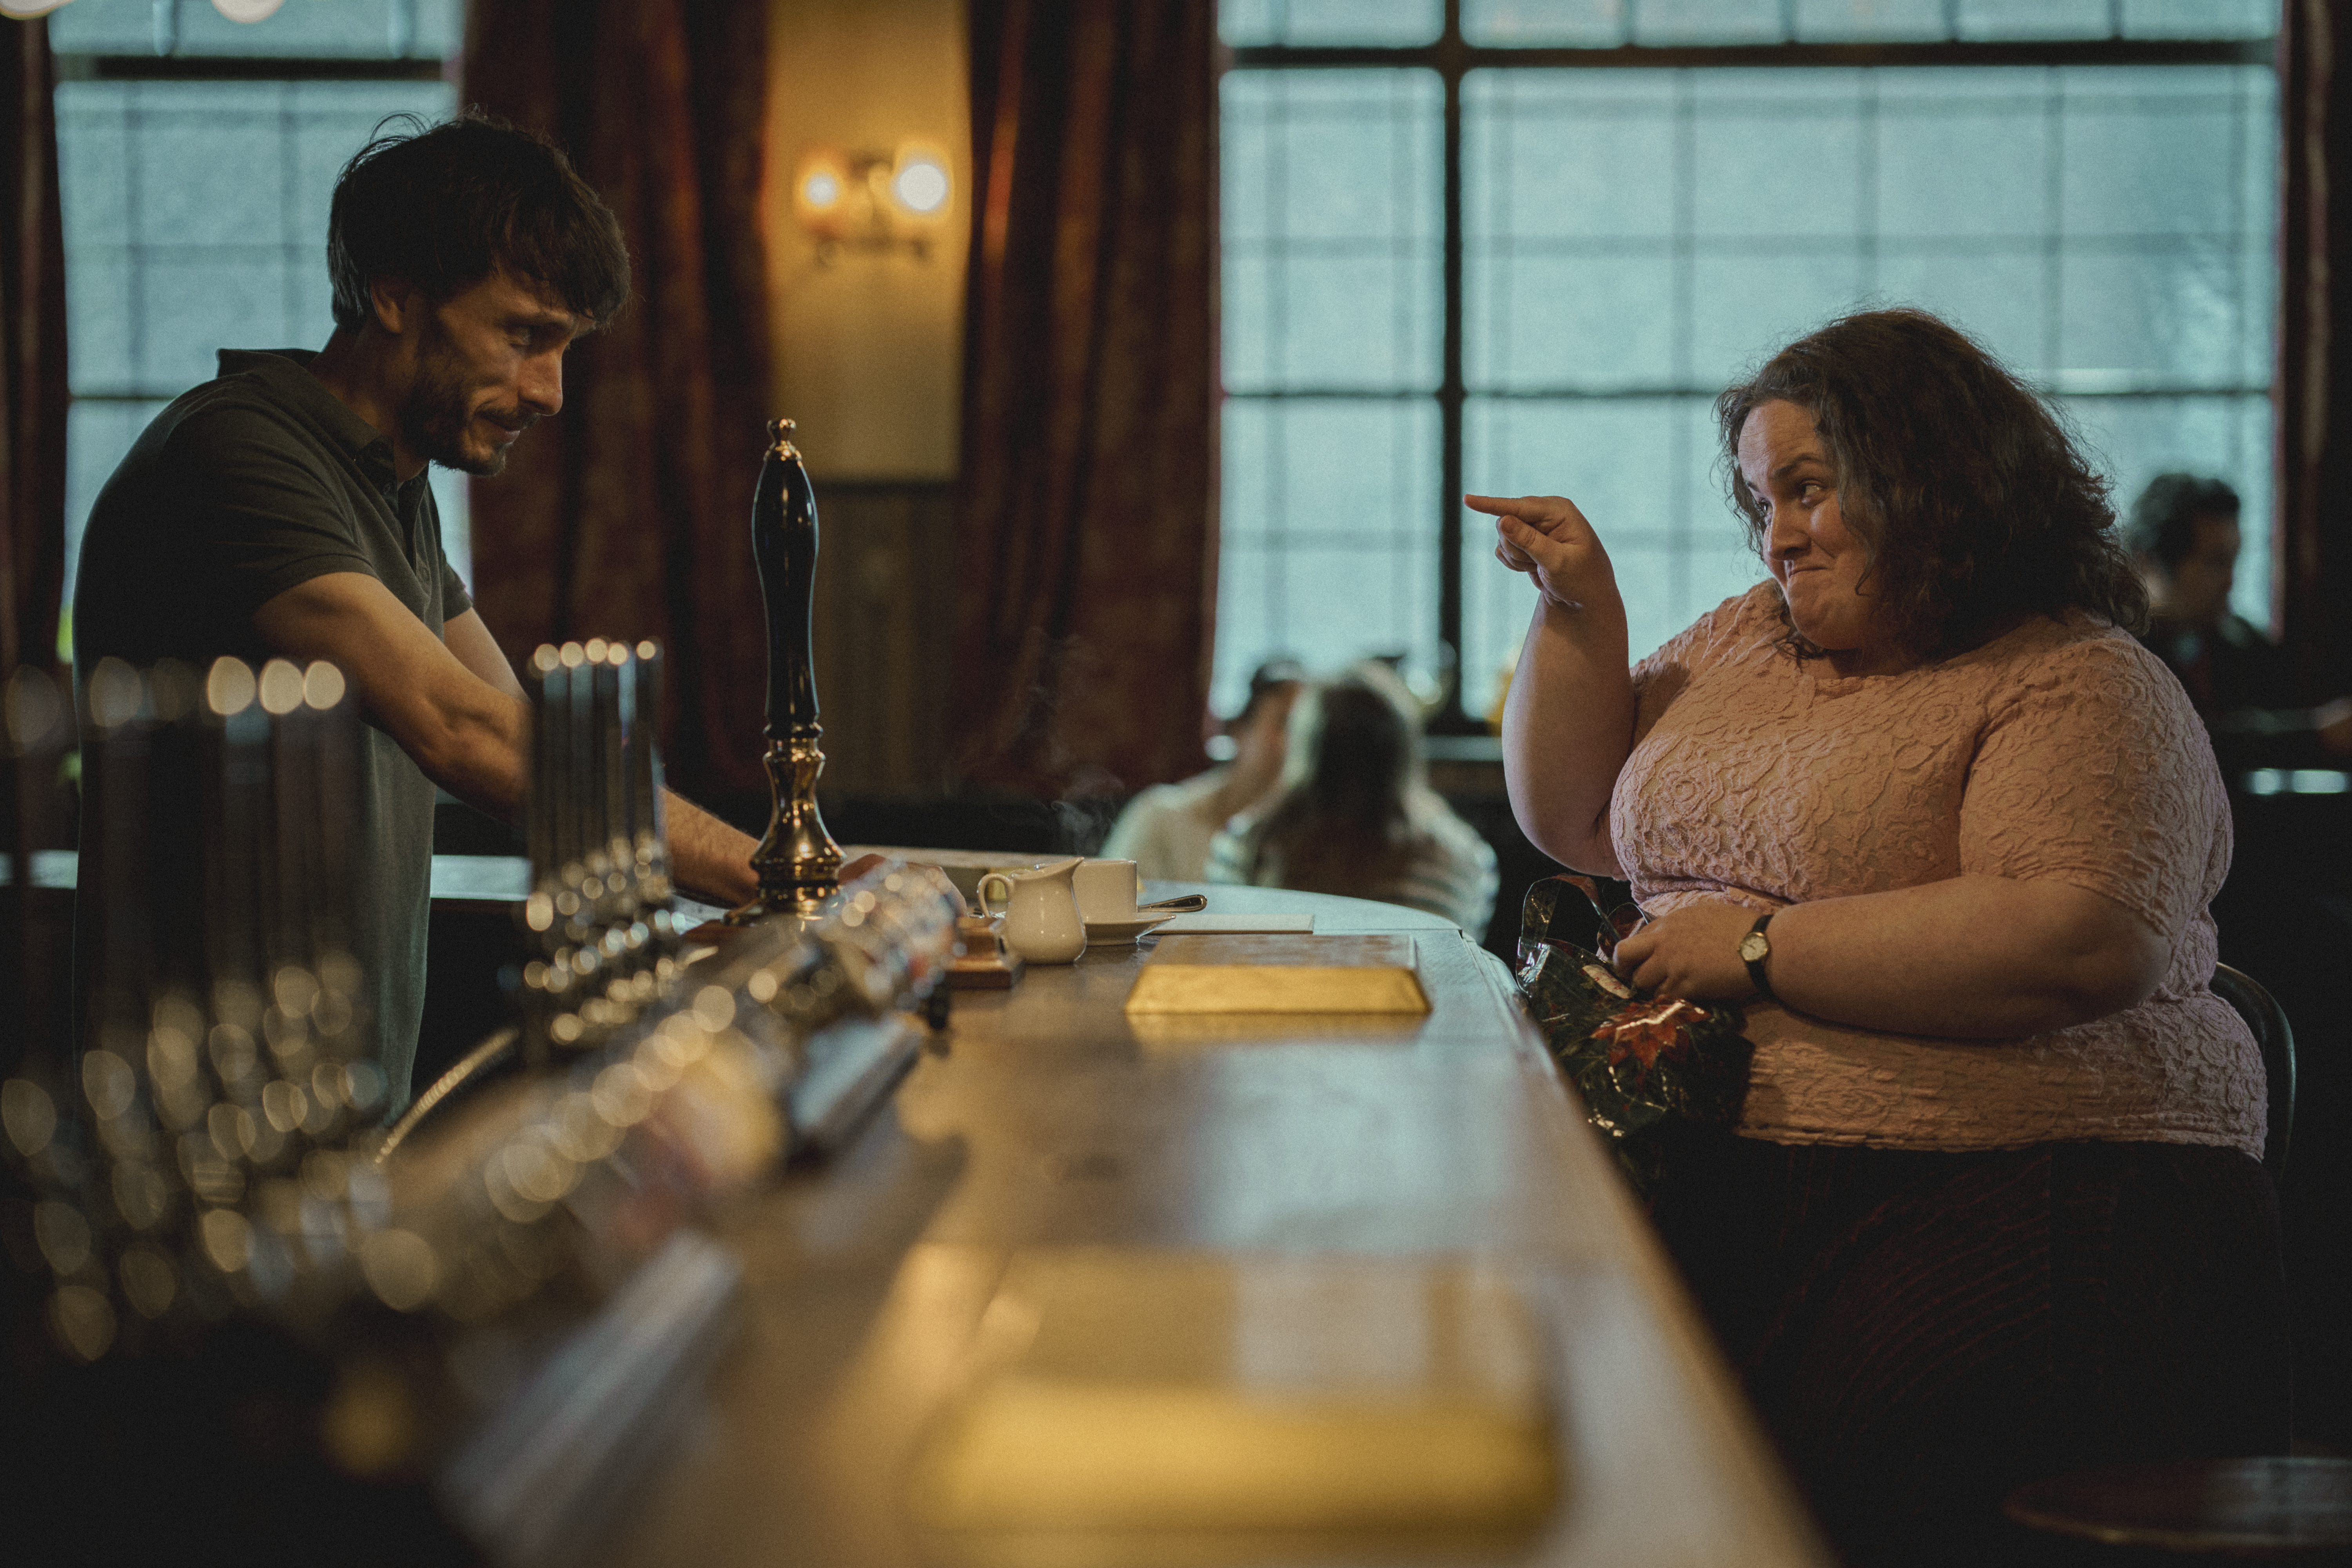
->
[[729, 731, 844, 925]]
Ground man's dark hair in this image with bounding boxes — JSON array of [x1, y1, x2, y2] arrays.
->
[[327, 112, 630, 332], [1715, 307, 2147, 663], [2126, 472, 2241, 573]]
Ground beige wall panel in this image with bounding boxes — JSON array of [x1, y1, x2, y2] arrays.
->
[[767, 0, 970, 482]]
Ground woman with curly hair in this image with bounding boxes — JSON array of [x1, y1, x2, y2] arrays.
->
[[1470, 309, 2287, 1566]]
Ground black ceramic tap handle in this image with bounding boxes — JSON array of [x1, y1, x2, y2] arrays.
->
[[752, 419, 821, 742]]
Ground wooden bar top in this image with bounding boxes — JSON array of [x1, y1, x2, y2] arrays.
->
[[594, 881, 1829, 1567]]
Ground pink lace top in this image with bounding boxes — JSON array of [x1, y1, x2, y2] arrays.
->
[[1615, 583, 2265, 1159]]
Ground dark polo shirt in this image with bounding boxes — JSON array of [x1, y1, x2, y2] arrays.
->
[[74, 348, 473, 1110]]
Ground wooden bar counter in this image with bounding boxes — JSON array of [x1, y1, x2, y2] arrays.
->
[[597, 881, 1831, 1568]]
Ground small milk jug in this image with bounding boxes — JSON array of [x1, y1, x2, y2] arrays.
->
[[976, 858, 1087, 964]]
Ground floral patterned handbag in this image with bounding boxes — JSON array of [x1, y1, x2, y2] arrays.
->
[[1513, 874, 1756, 1200]]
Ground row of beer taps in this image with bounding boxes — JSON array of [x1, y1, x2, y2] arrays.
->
[[517, 638, 683, 1065]]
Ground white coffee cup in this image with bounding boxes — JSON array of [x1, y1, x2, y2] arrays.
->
[[1072, 858, 1140, 923]]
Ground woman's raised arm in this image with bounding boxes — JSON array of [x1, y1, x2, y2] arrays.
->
[[1470, 492, 1637, 875]]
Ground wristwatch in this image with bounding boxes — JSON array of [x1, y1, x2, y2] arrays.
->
[[1738, 911, 1776, 1000]]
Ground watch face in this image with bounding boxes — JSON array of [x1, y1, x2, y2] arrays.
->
[[1739, 932, 1769, 963]]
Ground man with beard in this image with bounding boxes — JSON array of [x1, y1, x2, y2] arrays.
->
[[72, 114, 760, 1110]]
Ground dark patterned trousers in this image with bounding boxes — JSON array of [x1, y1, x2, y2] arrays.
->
[[1649, 1137, 2292, 1568]]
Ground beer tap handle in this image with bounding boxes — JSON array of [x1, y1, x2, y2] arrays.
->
[[734, 419, 843, 922]]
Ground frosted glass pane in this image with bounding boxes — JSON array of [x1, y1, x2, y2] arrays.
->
[[1216, 399, 1440, 713], [1224, 254, 1274, 389], [1691, 73, 1866, 241], [1956, 0, 2111, 39], [2058, 245, 2241, 386], [1465, 399, 1684, 544], [1222, 396, 1276, 550], [1612, 545, 1689, 665], [1222, 73, 1443, 241], [431, 469, 472, 588], [53, 89, 130, 249], [1635, 0, 1785, 44], [1465, 71, 1678, 241], [50, 0, 458, 58], [1793, 0, 1948, 42], [2239, 230, 2276, 387], [64, 257, 134, 392], [1220, 0, 1443, 46], [138, 257, 295, 390], [2120, 0, 2277, 38], [1226, 56, 2276, 715], [1689, 250, 1869, 386], [58, 77, 456, 399], [1875, 77, 2051, 239], [2060, 393, 2272, 626], [1266, 252, 1444, 389], [1463, 0, 1626, 46], [1223, 71, 1441, 393], [1874, 249, 2049, 372], [50, 0, 181, 53], [1687, 543, 1772, 621], [130, 105, 290, 248], [2061, 77, 2244, 240], [2230, 394, 2276, 631], [1466, 250, 1676, 390], [1225, 399, 1438, 545]]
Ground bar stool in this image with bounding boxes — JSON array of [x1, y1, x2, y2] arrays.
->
[[2003, 1457, 2352, 1562], [1997, 967, 2313, 1562]]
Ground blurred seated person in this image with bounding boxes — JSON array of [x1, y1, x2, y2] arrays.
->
[[1101, 660, 1304, 881], [2128, 472, 2352, 774], [1205, 661, 1497, 934]]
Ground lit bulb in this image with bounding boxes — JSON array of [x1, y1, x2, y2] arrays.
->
[[892, 157, 950, 216], [802, 169, 842, 211]]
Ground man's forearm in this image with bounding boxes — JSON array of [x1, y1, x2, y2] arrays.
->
[[662, 789, 759, 907]]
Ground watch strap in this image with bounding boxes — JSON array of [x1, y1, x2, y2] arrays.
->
[[1741, 910, 1775, 1000]]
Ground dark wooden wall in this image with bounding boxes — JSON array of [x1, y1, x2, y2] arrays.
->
[[807, 481, 959, 799]]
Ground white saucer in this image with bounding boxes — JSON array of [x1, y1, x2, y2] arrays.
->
[[1084, 913, 1176, 944]]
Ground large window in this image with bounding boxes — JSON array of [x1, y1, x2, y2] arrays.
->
[[50, 0, 462, 655], [1217, 0, 2280, 722]]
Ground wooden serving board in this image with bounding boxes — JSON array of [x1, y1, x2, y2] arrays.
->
[[1122, 934, 1429, 1014]]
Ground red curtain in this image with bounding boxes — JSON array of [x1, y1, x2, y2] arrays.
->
[[462, 0, 778, 800], [951, 0, 1220, 798], [2279, 0, 2352, 696], [0, 16, 64, 681]]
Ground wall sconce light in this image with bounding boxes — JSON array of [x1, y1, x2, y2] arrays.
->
[[793, 140, 953, 264]]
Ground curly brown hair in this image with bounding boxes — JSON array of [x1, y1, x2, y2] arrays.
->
[[1715, 308, 2147, 663]]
